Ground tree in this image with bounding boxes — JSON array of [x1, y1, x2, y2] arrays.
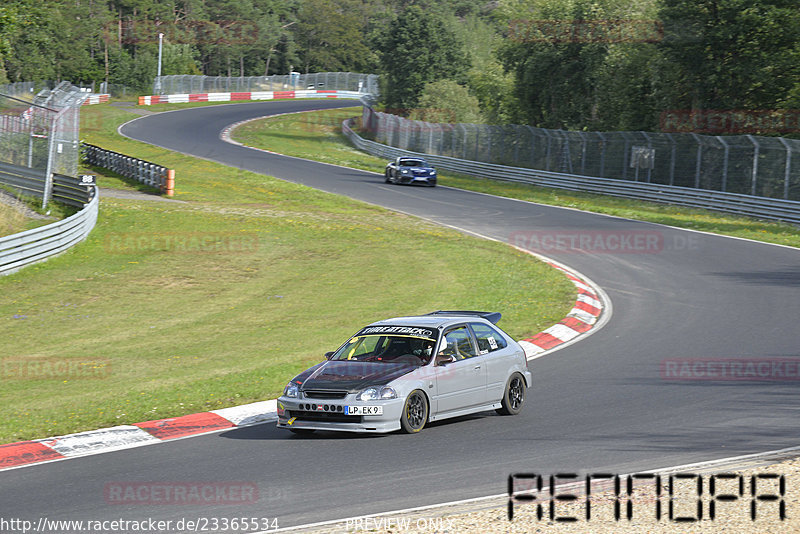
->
[[658, 0, 800, 111], [467, 61, 517, 124], [293, 0, 376, 73], [410, 79, 483, 123], [379, 5, 469, 111], [0, 4, 20, 83]]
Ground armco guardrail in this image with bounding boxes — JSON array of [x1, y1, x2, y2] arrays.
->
[[343, 119, 800, 226], [82, 143, 174, 196], [0, 161, 94, 207], [52, 174, 97, 208], [0, 188, 99, 275], [0, 161, 46, 198], [361, 105, 800, 202]]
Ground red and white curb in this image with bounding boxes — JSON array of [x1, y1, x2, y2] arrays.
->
[[0, 400, 277, 471], [1, 107, 608, 471], [0, 259, 605, 472], [82, 94, 110, 105], [138, 89, 364, 106], [517, 259, 604, 359]]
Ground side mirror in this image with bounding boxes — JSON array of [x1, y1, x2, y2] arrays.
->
[[435, 354, 456, 366], [324, 352, 334, 360]]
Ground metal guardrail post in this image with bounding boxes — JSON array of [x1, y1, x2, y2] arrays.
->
[[578, 131, 587, 176], [746, 135, 760, 197], [717, 136, 730, 193], [42, 114, 57, 209], [640, 131, 653, 183], [598, 133, 608, 177], [778, 137, 792, 200], [689, 133, 702, 189]]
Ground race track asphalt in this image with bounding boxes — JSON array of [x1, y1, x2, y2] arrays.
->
[[1, 99, 798, 530]]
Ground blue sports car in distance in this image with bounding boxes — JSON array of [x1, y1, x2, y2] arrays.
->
[[384, 157, 437, 187]]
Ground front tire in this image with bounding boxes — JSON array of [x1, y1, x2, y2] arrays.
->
[[496, 373, 525, 415], [400, 390, 428, 433], [384, 169, 392, 183]]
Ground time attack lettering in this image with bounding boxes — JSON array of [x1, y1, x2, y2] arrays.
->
[[360, 326, 435, 338]]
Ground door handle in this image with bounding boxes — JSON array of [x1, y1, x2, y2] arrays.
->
[[474, 365, 481, 370]]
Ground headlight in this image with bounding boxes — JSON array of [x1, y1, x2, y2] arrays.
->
[[283, 382, 299, 398], [357, 387, 379, 401], [380, 386, 397, 399], [401, 169, 410, 174], [357, 386, 396, 401]]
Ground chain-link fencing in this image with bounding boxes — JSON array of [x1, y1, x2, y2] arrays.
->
[[0, 81, 89, 207], [361, 107, 800, 202], [1, 82, 44, 110], [154, 72, 379, 96], [97, 83, 135, 98]]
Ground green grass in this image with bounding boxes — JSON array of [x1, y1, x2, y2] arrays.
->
[[0, 187, 76, 237], [0, 102, 575, 443], [0, 202, 30, 237], [232, 107, 800, 249]]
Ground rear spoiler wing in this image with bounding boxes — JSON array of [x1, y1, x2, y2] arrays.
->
[[426, 310, 502, 325]]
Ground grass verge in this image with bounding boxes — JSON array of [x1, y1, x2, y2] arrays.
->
[[0, 188, 76, 238], [0, 103, 575, 443], [231, 107, 800, 248], [0, 201, 31, 238]]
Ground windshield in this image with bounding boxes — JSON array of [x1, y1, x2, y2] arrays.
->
[[399, 159, 426, 167], [331, 328, 438, 366]]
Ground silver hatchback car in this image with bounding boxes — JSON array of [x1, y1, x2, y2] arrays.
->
[[276, 311, 531, 434]]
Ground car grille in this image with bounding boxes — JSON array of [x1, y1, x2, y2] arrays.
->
[[412, 170, 429, 176], [288, 409, 362, 424], [303, 389, 348, 399]]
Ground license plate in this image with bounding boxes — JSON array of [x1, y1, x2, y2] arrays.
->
[[345, 405, 383, 416]]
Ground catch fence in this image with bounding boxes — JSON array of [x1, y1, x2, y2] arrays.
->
[[154, 72, 379, 96], [344, 118, 800, 224], [0, 81, 89, 207], [361, 107, 800, 202]]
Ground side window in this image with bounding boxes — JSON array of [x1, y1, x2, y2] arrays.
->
[[470, 323, 508, 354], [442, 326, 477, 360]]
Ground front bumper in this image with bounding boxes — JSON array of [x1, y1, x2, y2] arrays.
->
[[276, 395, 405, 433], [397, 173, 436, 185]]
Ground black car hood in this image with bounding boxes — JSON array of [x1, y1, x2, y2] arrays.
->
[[292, 360, 417, 392]]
